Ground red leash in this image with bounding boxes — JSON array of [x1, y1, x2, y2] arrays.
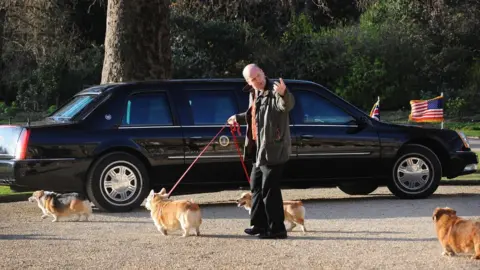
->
[[167, 123, 250, 198], [230, 122, 251, 184]]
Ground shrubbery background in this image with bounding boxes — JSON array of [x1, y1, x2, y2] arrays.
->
[[0, 0, 479, 125]]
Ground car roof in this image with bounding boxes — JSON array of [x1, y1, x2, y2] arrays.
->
[[74, 78, 371, 118], [76, 78, 322, 95]]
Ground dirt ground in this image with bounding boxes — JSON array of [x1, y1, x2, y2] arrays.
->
[[1, 186, 480, 270]]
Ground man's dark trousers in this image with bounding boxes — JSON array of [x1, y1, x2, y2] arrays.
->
[[249, 162, 287, 234]]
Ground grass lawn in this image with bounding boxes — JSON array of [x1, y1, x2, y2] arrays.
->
[[440, 122, 480, 138], [0, 186, 31, 197], [0, 186, 12, 195], [463, 129, 480, 137]]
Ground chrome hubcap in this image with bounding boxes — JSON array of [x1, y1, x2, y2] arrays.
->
[[103, 165, 137, 202], [396, 157, 430, 191]]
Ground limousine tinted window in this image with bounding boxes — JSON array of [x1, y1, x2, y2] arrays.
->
[[294, 90, 355, 124], [122, 92, 173, 125], [187, 90, 237, 125]]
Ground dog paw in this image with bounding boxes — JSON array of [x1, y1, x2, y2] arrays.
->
[[41, 215, 48, 219], [470, 255, 480, 260], [442, 251, 454, 257], [157, 227, 167, 236]]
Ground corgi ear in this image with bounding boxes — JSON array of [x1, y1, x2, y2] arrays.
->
[[159, 188, 167, 195], [149, 189, 155, 196]]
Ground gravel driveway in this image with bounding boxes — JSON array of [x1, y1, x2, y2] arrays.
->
[[1, 186, 480, 270]]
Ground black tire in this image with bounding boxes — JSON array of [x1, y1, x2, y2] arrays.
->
[[387, 144, 442, 199], [338, 182, 379, 195], [86, 152, 150, 212]]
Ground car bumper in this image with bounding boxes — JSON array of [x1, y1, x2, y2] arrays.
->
[[0, 158, 87, 191], [445, 151, 479, 178]]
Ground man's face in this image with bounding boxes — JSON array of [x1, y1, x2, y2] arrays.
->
[[245, 69, 266, 90]]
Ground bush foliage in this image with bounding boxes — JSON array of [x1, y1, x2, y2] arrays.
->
[[0, 0, 479, 119]]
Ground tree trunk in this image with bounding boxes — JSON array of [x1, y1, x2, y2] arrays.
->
[[0, 8, 6, 100], [101, 0, 172, 84]]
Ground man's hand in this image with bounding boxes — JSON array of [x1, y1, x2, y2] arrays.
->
[[227, 115, 237, 125], [273, 78, 286, 96]]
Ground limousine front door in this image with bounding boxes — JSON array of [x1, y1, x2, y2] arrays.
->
[[289, 88, 381, 182]]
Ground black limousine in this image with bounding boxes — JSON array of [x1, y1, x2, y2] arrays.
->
[[0, 79, 477, 212]]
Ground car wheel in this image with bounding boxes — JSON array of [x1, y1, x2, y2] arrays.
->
[[387, 144, 441, 199], [338, 182, 379, 195], [86, 152, 150, 212]]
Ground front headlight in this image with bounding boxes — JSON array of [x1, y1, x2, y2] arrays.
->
[[456, 131, 470, 149]]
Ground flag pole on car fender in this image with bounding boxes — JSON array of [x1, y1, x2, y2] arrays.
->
[[440, 92, 444, 130]]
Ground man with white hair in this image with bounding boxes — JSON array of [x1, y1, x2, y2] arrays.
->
[[228, 63, 295, 239]]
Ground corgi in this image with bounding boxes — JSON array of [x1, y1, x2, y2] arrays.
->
[[28, 190, 92, 222], [432, 207, 480, 259], [236, 191, 306, 232], [144, 188, 202, 237]]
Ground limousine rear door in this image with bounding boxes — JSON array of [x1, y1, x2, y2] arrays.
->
[[117, 89, 186, 187], [173, 82, 249, 190]]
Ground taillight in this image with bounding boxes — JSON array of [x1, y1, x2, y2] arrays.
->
[[15, 128, 30, 160]]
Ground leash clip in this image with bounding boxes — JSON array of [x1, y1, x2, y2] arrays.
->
[[230, 122, 242, 136]]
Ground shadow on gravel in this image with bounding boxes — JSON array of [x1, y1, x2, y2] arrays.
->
[[200, 234, 253, 239], [195, 192, 480, 220], [295, 192, 480, 203], [277, 235, 437, 242], [199, 233, 437, 242], [89, 220, 151, 224], [307, 230, 406, 234], [0, 234, 80, 240]]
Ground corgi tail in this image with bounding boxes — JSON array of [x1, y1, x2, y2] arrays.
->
[[185, 201, 200, 212], [297, 205, 306, 223], [83, 200, 93, 215], [68, 199, 93, 216], [184, 202, 202, 227]]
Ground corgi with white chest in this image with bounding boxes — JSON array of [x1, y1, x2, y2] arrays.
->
[[236, 191, 307, 232], [28, 190, 92, 222], [145, 188, 202, 237]]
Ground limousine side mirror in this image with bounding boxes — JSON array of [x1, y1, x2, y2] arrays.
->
[[357, 116, 371, 127]]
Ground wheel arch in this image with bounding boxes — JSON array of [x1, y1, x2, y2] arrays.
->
[[398, 137, 449, 176], [84, 145, 153, 186]]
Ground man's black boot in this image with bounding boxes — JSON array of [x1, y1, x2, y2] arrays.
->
[[244, 227, 266, 236]]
